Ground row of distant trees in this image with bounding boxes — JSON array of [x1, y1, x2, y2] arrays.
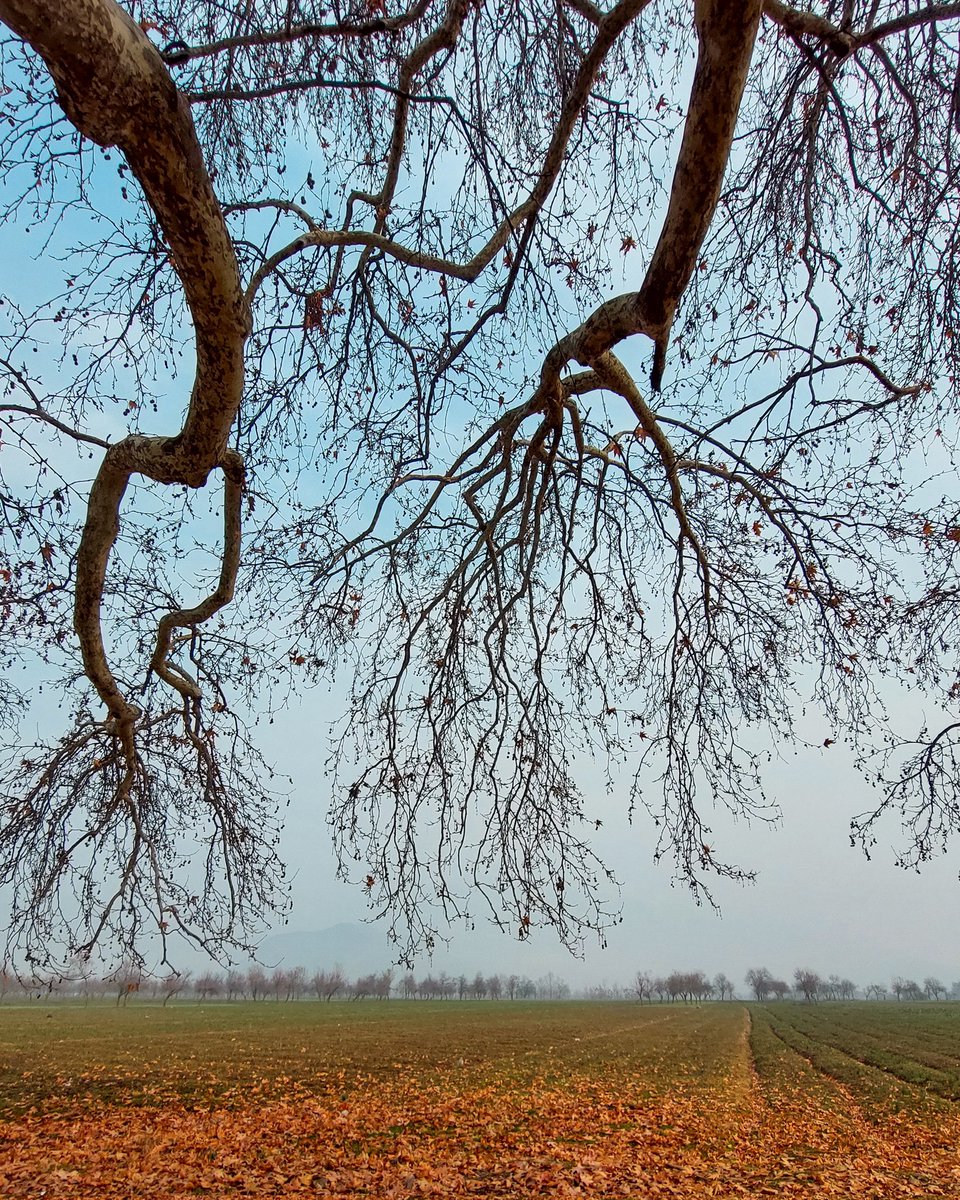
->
[[4, 961, 958, 1005], [626, 968, 960, 1004], [742, 968, 957, 1003], [0, 963, 572, 1005]]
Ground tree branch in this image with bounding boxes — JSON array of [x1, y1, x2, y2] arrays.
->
[[160, 0, 433, 66]]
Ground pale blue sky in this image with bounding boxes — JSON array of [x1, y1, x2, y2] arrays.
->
[[269, 683, 959, 992], [1, 13, 957, 993]]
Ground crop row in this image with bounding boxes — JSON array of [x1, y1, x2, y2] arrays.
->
[[751, 1003, 960, 1114]]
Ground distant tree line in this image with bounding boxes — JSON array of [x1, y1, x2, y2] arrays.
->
[[625, 967, 960, 1004], [0, 962, 572, 1004], [631, 970, 732, 1004], [2, 960, 957, 1005], [741, 967, 955, 1003]]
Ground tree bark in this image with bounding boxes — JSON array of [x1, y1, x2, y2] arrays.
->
[[545, 0, 763, 387], [0, 0, 250, 722]]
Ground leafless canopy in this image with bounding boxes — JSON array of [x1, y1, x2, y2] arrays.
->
[[0, 0, 958, 970]]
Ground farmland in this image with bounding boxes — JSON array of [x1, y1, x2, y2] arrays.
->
[[1, 1000, 958, 1196]]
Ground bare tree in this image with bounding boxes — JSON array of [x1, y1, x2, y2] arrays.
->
[[193, 969, 222, 1001], [160, 969, 189, 1006], [712, 972, 735, 1001], [311, 965, 345, 1002], [2, 0, 960, 971], [923, 976, 946, 1001], [269, 967, 288, 1002], [793, 968, 821, 1003], [768, 979, 790, 1001], [516, 976, 538, 1001], [665, 968, 709, 1003], [634, 970, 655, 1003], [864, 983, 887, 1001], [65, 953, 98, 1004], [110, 961, 141, 1006], [246, 964, 269, 1002], [891, 974, 927, 1002], [822, 974, 842, 1001], [285, 964, 307, 1000], [902, 979, 925, 1001], [745, 967, 774, 1002], [226, 968, 247, 1001]]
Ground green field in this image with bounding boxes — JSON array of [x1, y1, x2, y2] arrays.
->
[[2, 1000, 959, 1196], [0, 999, 747, 1115], [2, 997, 959, 1118], [750, 1000, 960, 1114]]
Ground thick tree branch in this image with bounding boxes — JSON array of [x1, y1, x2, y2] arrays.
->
[[536, 0, 763, 390], [0, 0, 251, 729], [763, 0, 960, 56], [762, 0, 856, 55]]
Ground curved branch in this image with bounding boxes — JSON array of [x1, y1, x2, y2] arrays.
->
[[0, 0, 251, 728], [248, 0, 654, 303], [150, 450, 244, 702], [160, 0, 432, 66], [245, 210, 530, 302]]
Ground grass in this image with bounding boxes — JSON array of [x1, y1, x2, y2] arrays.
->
[[3, 998, 959, 1117]]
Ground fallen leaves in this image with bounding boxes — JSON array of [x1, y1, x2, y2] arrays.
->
[[2, 1005, 959, 1197], [1, 1062, 959, 1197]]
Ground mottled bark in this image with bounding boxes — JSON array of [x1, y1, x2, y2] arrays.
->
[[543, 0, 763, 388], [0, 0, 250, 729]]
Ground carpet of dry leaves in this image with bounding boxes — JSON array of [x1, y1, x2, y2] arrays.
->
[[1, 1004, 958, 1198]]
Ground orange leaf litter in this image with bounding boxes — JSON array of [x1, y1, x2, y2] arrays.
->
[[2, 1069, 959, 1198]]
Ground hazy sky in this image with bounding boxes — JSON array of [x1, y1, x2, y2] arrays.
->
[[2, 20, 957, 996], [268, 687, 959, 993]]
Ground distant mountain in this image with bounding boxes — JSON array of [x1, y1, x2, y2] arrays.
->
[[256, 922, 401, 976], [254, 922, 489, 981]]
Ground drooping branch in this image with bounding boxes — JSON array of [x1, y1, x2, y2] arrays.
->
[[0, 0, 251, 730], [0, 0, 278, 967], [2, 0, 959, 971], [588, 353, 712, 602]]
